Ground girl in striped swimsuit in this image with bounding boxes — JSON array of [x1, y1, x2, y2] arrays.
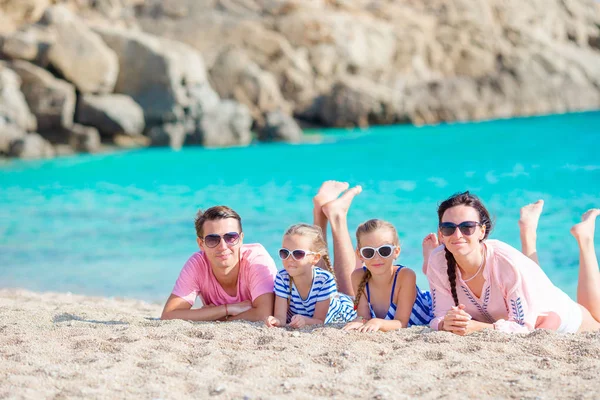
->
[[342, 219, 433, 332], [265, 223, 356, 328]]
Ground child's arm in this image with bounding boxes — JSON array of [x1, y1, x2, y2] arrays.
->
[[266, 295, 289, 327], [343, 269, 371, 330], [288, 299, 329, 328], [266, 272, 292, 327]]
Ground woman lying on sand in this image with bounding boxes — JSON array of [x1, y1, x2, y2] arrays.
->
[[311, 181, 432, 332], [425, 191, 600, 334]]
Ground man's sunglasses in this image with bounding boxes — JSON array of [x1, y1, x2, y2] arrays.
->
[[439, 221, 481, 237], [278, 248, 317, 261], [359, 245, 396, 259], [202, 232, 241, 248]]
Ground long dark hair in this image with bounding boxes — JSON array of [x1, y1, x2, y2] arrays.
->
[[437, 192, 492, 306]]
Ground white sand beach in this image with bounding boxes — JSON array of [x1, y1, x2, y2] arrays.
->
[[1, 288, 599, 399]]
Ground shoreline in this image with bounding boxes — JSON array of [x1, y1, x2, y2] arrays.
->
[[2, 288, 600, 398]]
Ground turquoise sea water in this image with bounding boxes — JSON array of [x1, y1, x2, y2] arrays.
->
[[1, 112, 599, 303]]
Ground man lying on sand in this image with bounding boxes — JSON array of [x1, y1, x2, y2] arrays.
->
[[161, 206, 277, 322]]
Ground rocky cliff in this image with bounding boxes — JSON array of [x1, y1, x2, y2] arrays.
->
[[1, 0, 599, 158]]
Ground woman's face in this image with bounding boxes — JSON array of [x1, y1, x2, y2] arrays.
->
[[439, 205, 486, 257]]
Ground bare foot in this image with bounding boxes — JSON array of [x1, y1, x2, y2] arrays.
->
[[313, 181, 350, 212], [519, 200, 544, 231], [422, 233, 439, 274], [571, 209, 600, 241], [322, 186, 362, 220]]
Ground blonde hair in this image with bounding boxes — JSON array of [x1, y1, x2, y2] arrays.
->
[[283, 223, 335, 304], [353, 219, 400, 310]]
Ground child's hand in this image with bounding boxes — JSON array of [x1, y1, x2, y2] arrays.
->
[[265, 316, 282, 327], [289, 315, 307, 328], [342, 320, 365, 331], [358, 318, 383, 333]]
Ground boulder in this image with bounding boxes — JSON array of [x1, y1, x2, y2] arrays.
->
[[76, 94, 145, 136], [0, 0, 50, 35], [95, 26, 209, 124], [67, 123, 101, 153], [145, 122, 186, 149], [316, 76, 400, 127], [0, 63, 37, 132], [8, 132, 54, 159], [0, 117, 27, 154], [193, 100, 253, 147], [6, 60, 76, 133], [0, 25, 56, 67], [258, 111, 303, 142], [40, 5, 119, 94], [210, 48, 291, 122]]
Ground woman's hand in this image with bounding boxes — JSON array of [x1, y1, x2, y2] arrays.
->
[[442, 305, 472, 334], [265, 315, 283, 327], [289, 315, 308, 328], [357, 318, 384, 333]]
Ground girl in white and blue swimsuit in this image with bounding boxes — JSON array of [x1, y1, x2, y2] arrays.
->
[[343, 219, 433, 332]]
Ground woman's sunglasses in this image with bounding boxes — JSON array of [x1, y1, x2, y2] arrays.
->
[[202, 232, 241, 248], [439, 221, 481, 237], [359, 245, 396, 259], [278, 248, 317, 261]]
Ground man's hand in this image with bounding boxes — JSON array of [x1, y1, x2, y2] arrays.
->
[[228, 300, 252, 316]]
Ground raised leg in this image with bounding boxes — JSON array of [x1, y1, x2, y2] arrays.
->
[[312, 181, 349, 245], [322, 186, 362, 296], [571, 209, 600, 324], [518, 200, 544, 265], [422, 233, 440, 275]]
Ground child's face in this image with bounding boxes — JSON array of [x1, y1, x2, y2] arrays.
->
[[280, 234, 320, 277], [356, 229, 400, 275]]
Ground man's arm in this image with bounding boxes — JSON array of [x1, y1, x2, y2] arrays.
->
[[229, 292, 274, 322], [161, 294, 228, 321]]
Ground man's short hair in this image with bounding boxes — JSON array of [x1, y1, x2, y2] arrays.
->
[[194, 206, 242, 238]]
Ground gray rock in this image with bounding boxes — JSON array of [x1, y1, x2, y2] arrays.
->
[[0, 63, 37, 132], [40, 5, 119, 94], [210, 48, 290, 122], [76, 94, 145, 137], [195, 100, 252, 147], [8, 132, 54, 159], [6, 60, 76, 133], [95, 26, 208, 124], [0, 117, 26, 154], [258, 111, 302, 142], [145, 122, 186, 149], [67, 123, 101, 153]]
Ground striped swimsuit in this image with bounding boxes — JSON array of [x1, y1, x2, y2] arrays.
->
[[365, 265, 433, 326], [274, 267, 356, 323]]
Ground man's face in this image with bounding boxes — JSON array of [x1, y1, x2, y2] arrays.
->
[[198, 218, 244, 271]]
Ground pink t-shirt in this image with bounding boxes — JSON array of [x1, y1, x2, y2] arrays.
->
[[426, 239, 578, 333], [172, 243, 277, 306]]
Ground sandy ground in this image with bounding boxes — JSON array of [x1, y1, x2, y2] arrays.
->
[[1, 289, 600, 399]]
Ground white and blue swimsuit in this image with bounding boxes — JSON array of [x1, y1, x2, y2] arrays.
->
[[364, 265, 433, 326]]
